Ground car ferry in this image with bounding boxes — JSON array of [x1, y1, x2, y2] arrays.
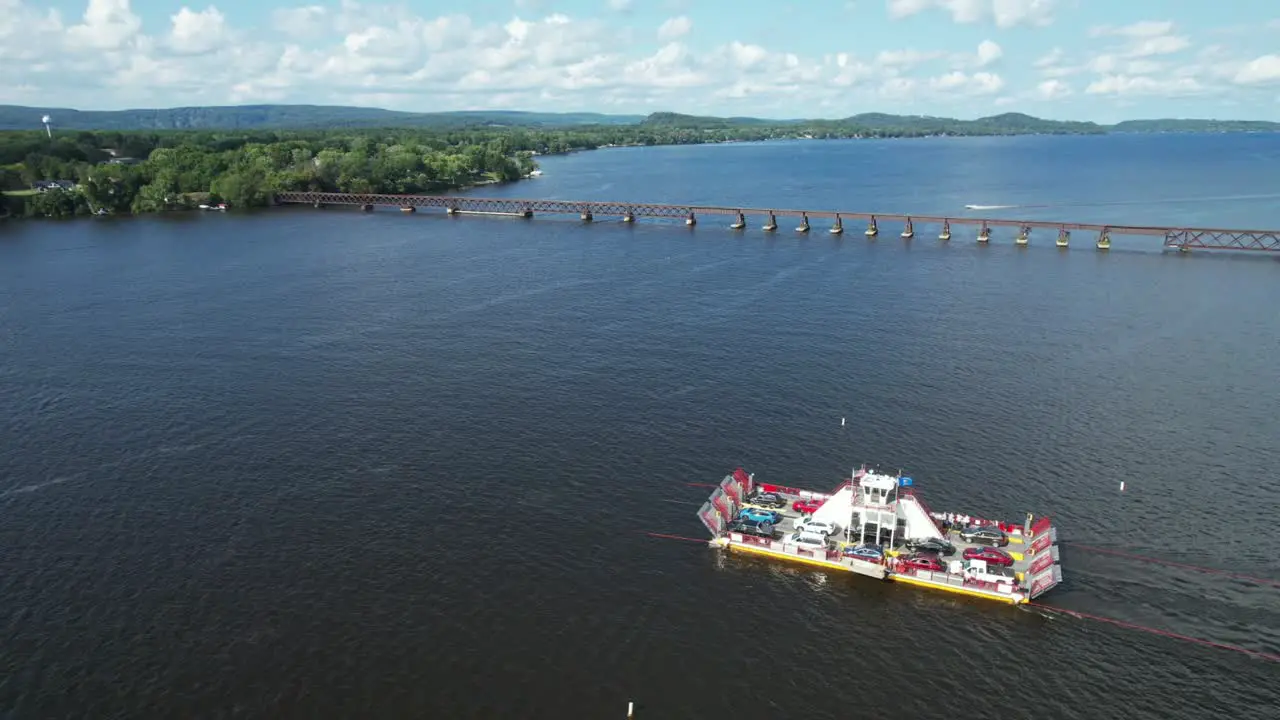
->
[[697, 466, 1064, 605]]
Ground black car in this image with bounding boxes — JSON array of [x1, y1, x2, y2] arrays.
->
[[959, 526, 1009, 547], [746, 491, 786, 509], [728, 519, 776, 538], [906, 537, 956, 556]]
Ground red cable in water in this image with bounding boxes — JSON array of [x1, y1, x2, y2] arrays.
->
[[1068, 543, 1280, 588], [1030, 602, 1280, 663], [643, 531, 1279, 662], [643, 531, 710, 543]]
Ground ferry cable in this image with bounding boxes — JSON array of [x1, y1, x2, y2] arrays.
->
[[1064, 542, 1280, 589], [643, 531, 709, 543], [641, 533, 1280, 662], [1028, 602, 1280, 663]]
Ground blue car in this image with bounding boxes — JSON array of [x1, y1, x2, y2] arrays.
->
[[739, 507, 783, 524], [843, 545, 885, 562]]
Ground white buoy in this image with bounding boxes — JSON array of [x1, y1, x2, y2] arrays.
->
[[1120, 481, 1125, 492], [627, 701, 634, 718], [841, 417, 846, 427]]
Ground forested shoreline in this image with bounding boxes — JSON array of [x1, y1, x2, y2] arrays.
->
[[0, 128, 559, 219], [3, 108, 1276, 219]]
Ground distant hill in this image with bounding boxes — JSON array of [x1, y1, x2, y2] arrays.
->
[[0, 103, 1276, 134], [0, 104, 646, 131], [1109, 118, 1280, 133]]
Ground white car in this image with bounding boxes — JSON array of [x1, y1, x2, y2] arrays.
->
[[794, 519, 839, 537], [789, 532, 830, 550]]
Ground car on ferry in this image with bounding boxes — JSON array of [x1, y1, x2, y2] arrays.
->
[[739, 507, 783, 525], [792, 498, 825, 514], [899, 553, 945, 572], [728, 518, 776, 538], [959, 526, 1009, 547], [788, 532, 831, 551], [745, 490, 786, 509], [843, 545, 884, 562], [794, 519, 839, 537], [905, 537, 955, 556], [962, 546, 1014, 567]]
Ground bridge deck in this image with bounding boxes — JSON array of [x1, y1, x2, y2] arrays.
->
[[272, 191, 1280, 252]]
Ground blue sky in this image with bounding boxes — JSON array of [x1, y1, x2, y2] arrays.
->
[[4, 1, 1280, 121]]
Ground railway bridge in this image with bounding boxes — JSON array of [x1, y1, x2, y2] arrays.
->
[[272, 191, 1280, 253]]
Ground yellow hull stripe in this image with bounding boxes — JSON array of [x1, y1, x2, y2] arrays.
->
[[727, 542, 855, 572], [890, 573, 1026, 604]]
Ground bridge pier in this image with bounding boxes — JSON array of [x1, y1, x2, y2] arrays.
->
[[1097, 229, 1111, 250], [622, 210, 635, 223], [686, 212, 696, 226], [763, 213, 778, 231], [581, 211, 593, 222], [939, 220, 951, 241], [901, 218, 915, 239], [1056, 228, 1069, 248], [730, 212, 746, 230], [796, 214, 810, 233], [1016, 225, 1031, 246], [830, 215, 844, 235], [978, 223, 990, 243], [865, 217, 879, 237], [362, 204, 374, 212], [313, 202, 324, 209], [400, 206, 415, 213]]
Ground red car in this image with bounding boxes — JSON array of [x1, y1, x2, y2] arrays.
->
[[899, 553, 944, 572], [963, 546, 1015, 567], [793, 498, 826, 514]]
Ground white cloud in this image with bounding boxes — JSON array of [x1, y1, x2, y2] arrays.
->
[[607, 0, 632, 11], [271, 6, 328, 39], [168, 7, 228, 55], [1085, 75, 1202, 96], [657, 16, 692, 41], [975, 40, 1002, 66], [0, 0, 1275, 118], [887, 0, 1055, 28], [1090, 20, 1173, 38], [66, 0, 142, 51], [1234, 55, 1280, 84], [875, 48, 943, 69], [929, 70, 1004, 94], [1036, 78, 1070, 98]]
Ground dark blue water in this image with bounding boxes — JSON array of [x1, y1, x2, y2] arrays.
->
[[2, 134, 1278, 719]]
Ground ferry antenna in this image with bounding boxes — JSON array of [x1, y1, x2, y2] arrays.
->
[[1029, 602, 1280, 663]]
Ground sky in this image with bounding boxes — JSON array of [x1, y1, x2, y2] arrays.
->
[[3, 1, 1280, 122]]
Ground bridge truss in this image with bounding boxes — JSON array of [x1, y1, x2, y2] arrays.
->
[[272, 192, 1280, 253]]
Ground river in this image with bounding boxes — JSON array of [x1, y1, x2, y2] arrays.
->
[[1, 133, 1278, 719]]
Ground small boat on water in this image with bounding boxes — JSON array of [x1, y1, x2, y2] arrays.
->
[[198, 203, 228, 211]]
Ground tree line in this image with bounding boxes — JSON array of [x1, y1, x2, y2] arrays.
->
[[0, 112, 1115, 219]]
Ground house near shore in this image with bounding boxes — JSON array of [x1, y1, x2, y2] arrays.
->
[[32, 180, 76, 192]]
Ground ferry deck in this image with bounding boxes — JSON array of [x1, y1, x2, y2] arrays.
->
[[697, 467, 1064, 605]]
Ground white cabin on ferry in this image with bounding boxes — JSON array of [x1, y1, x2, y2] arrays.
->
[[810, 468, 947, 547]]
